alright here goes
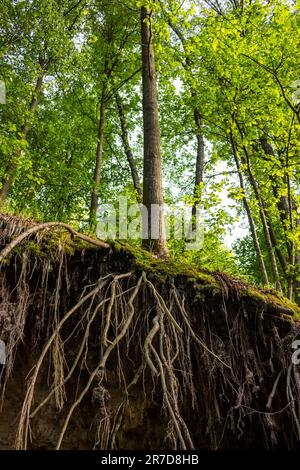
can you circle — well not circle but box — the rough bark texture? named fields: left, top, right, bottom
left=192, top=108, right=205, bottom=226
left=141, top=7, right=168, bottom=255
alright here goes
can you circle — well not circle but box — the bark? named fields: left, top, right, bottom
left=265, top=215, right=287, bottom=274
left=141, top=7, right=168, bottom=255
left=0, top=74, right=44, bottom=201
left=192, top=108, right=205, bottom=226
left=115, top=93, right=142, bottom=202
left=89, top=81, right=107, bottom=229
left=288, top=176, right=300, bottom=303
left=230, top=134, right=269, bottom=285
left=260, top=136, right=289, bottom=225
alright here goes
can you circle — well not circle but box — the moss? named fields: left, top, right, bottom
left=58, top=238, right=300, bottom=319
left=25, top=241, right=46, bottom=258
left=10, top=229, right=78, bottom=263
left=245, top=287, right=266, bottom=303
left=114, top=242, right=292, bottom=311
left=109, top=240, right=218, bottom=286
left=243, top=286, right=300, bottom=319
left=125, top=244, right=300, bottom=318
left=281, top=313, right=295, bottom=324
left=1, top=211, right=299, bottom=320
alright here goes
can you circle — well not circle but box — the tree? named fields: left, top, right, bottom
left=115, top=93, right=142, bottom=202
left=140, top=6, right=167, bottom=255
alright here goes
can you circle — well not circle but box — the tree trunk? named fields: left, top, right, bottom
left=243, top=146, right=282, bottom=293
left=115, top=93, right=142, bottom=202
left=259, top=134, right=300, bottom=300
left=0, top=73, right=44, bottom=201
left=89, top=82, right=107, bottom=229
left=192, top=108, right=205, bottom=227
left=140, top=7, right=167, bottom=255
left=234, top=121, right=283, bottom=292
left=259, top=135, right=289, bottom=265
left=230, top=134, right=269, bottom=285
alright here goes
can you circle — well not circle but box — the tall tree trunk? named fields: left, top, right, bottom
left=115, top=93, right=142, bottom=202
left=89, top=81, right=107, bottom=229
left=288, top=175, right=300, bottom=302
left=0, top=73, right=44, bottom=201
left=256, top=140, right=288, bottom=274
left=141, top=7, right=167, bottom=255
left=192, top=108, right=205, bottom=227
left=230, top=134, right=269, bottom=285
left=259, top=135, right=290, bottom=262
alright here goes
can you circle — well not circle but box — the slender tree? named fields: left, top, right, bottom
left=230, top=132, right=269, bottom=285
left=89, top=74, right=107, bottom=228
left=115, top=93, right=142, bottom=202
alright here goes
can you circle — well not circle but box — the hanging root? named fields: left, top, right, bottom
left=0, top=221, right=109, bottom=265
left=13, top=268, right=204, bottom=450
left=15, top=274, right=115, bottom=449
left=55, top=273, right=142, bottom=450
left=0, top=218, right=299, bottom=450
left=10, top=264, right=300, bottom=450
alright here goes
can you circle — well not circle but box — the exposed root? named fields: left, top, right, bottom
left=172, top=285, right=231, bottom=370
left=15, top=276, right=113, bottom=450
left=0, top=221, right=109, bottom=264
left=0, top=218, right=299, bottom=450
left=14, top=269, right=205, bottom=450
left=55, top=273, right=143, bottom=450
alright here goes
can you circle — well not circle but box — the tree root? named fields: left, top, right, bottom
left=0, top=221, right=109, bottom=264
left=0, top=237, right=297, bottom=450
